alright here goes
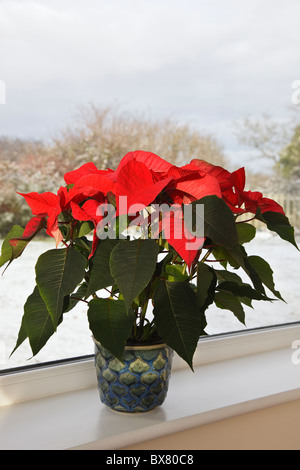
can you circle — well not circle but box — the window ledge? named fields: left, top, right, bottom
left=0, top=325, right=300, bottom=450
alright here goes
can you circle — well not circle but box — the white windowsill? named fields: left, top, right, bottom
left=0, top=324, right=300, bottom=450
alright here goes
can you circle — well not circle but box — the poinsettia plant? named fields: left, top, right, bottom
left=0, top=151, right=298, bottom=369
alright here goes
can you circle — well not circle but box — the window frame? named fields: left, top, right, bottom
left=1, top=322, right=299, bottom=407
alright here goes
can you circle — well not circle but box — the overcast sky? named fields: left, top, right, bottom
left=0, top=0, right=299, bottom=169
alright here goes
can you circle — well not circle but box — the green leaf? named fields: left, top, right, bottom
left=256, top=210, right=299, bottom=250
left=239, top=296, right=253, bottom=308
left=197, top=263, right=217, bottom=312
left=217, top=281, right=273, bottom=301
left=212, top=245, right=239, bottom=269
left=247, top=255, right=284, bottom=301
left=73, top=221, right=94, bottom=239
left=110, top=239, right=159, bottom=311
left=153, top=280, right=204, bottom=370
left=73, top=237, right=92, bottom=257
left=87, top=298, right=135, bottom=361
left=214, top=291, right=246, bottom=325
left=11, top=286, right=56, bottom=357
left=212, top=243, right=266, bottom=295
left=225, top=245, right=266, bottom=295
left=215, top=270, right=244, bottom=284
left=155, top=252, right=173, bottom=277
left=0, top=225, right=25, bottom=268
left=236, top=223, right=256, bottom=244
left=63, top=282, right=89, bottom=313
left=86, top=239, right=121, bottom=297
left=186, top=195, right=239, bottom=249
left=215, top=270, right=254, bottom=308
left=164, top=264, right=189, bottom=282
left=35, top=248, right=87, bottom=329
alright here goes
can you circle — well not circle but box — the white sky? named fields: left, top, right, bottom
left=0, top=0, right=300, bottom=168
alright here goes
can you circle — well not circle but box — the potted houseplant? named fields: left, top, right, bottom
left=0, top=150, right=298, bottom=413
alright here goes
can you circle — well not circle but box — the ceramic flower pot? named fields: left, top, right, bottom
left=93, top=340, right=173, bottom=413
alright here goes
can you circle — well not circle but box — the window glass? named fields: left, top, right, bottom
left=0, top=240, right=94, bottom=371
left=1, top=0, right=300, bottom=371
left=205, top=233, right=300, bottom=335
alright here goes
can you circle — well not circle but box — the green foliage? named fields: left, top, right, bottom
left=88, top=298, right=135, bottom=361
left=153, top=280, right=204, bottom=370
left=196, top=263, right=217, bottom=313
left=1, top=194, right=297, bottom=371
left=11, top=286, right=56, bottom=357
left=0, top=225, right=24, bottom=268
left=255, top=210, right=299, bottom=250
left=86, top=239, right=120, bottom=296
left=186, top=195, right=239, bottom=248
left=110, top=239, right=159, bottom=312
left=35, top=248, right=87, bottom=329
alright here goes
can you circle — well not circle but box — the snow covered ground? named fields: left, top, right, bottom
left=0, top=232, right=300, bottom=371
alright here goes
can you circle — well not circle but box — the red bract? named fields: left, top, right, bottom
left=68, top=171, right=116, bottom=202
left=161, top=208, right=204, bottom=268
left=17, top=191, right=59, bottom=216
left=70, top=199, right=102, bottom=224
left=9, top=216, right=46, bottom=247
left=16, top=150, right=286, bottom=267
left=64, top=162, right=115, bottom=185
left=242, top=191, right=285, bottom=215
left=70, top=198, right=107, bottom=257
left=120, top=152, right=223, bottom=205
left=17, top=187, right=70, bottom=245
left=167, top=169, right=222, bottom=204
left=190, top=159, right=285, bottom=216
left=115, top=159, right=172, bottom=215
left=116, top=150, right=173, bottom=175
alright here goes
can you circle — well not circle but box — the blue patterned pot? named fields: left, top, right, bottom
left=94, top=340, right=173, bottom=413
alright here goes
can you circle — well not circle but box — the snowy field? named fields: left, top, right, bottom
left=0, top=232, right=300, bottom=371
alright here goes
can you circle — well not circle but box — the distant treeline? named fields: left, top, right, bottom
left=0, top=104, right=226, bottom=236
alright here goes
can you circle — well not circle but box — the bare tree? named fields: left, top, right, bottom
left=235, top=113, right=300, bottom=194
left=235, top=114, right=292, bottom=164
left=0, top=104, right=227, bottom=235
left=50, top=104, right=227, bottom=171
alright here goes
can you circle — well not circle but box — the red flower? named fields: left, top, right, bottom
left=16, top=151, right=286, bottom=267
left=242, top=191, right=285, bottom=215
left=190, top=159, right=285, bottom=216
left=115, top=158, right=172, bottom=215
left=68, top=170, right=116, bottom=203
left=160, top=207, right=204, bottom=268
left=64, top=162, right=115, bottom=185
left=116, top=150, right=173, bottom=175
left=17, top=187, right=70, bottom=246
left=9, top=216, right=46, bottom=248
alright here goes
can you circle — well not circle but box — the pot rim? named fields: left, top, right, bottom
left=92, top=336, right=169, bottom=351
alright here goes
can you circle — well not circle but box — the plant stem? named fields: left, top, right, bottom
left=200, top=248, right=213, bottom=263
left=71, top=296, right=89, bottom=304
left=138, top=299, right=149, bottom=339
left=203, top=258, right=227, bottom=263
left=236, top=217, right=256, bottom=224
